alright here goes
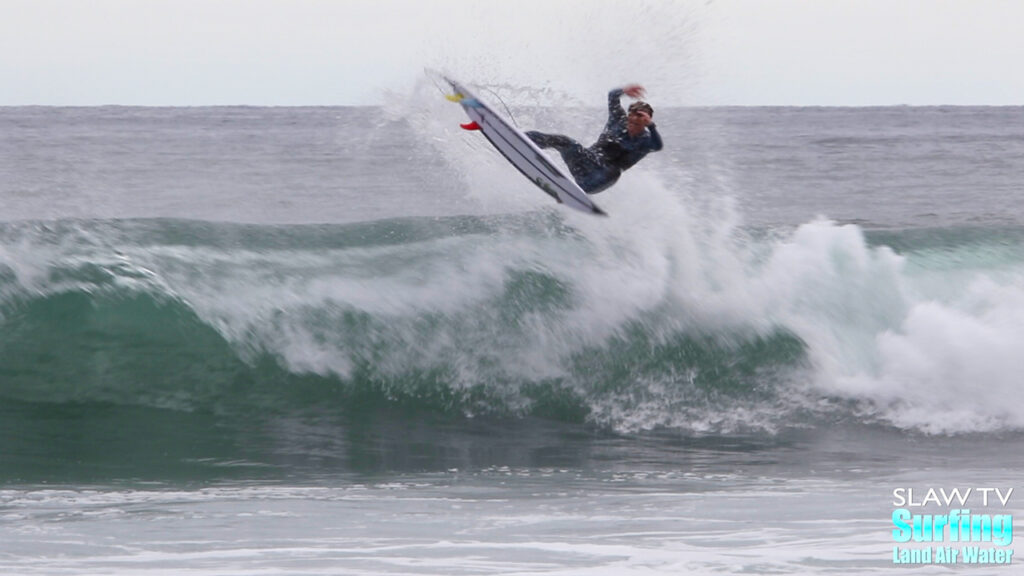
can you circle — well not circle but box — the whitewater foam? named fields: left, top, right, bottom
left=842, top=275, right=1024, bottom=433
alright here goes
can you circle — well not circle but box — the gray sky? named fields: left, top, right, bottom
left=3, top=0, right=1022, bottom=106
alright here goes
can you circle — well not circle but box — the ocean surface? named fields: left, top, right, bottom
left=2, top=96, right=1024, bottom=574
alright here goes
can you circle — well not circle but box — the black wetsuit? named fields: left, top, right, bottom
left=526, top=88, right=663, bottom=194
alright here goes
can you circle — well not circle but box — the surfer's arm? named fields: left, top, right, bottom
left=608, top=84, right=646, bottom=122
left=607, top=88, right=627, bottom=123
left=647, top=123, right=663, bottom=151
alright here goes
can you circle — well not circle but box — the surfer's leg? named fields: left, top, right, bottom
left=527, top=131, right=591, bottom=179
left=570, top=164, right=620, bottom=193
left=576, top=169, right=620, bottom=194
left=563, top=149, right=620, bottom=194
left=525, top=131, right=578, bottom=151
left=527, top=132, right=618, bottom=193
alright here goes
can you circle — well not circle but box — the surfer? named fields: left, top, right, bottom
left=526, top=84, right=662, bottom=194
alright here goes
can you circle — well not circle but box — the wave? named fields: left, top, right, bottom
left=2, top=214, right=1023, bottom=436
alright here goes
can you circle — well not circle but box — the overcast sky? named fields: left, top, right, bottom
left=3, top=0, right=1022, bottom=106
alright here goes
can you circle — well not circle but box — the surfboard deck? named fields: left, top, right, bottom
left=445, top=77, right=607, bottom=216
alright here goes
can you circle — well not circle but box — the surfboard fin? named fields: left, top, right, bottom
left=460, top=122, right=481, bottom=131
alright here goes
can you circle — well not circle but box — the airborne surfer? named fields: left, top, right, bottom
left=526, top=84, right=663, bottom=194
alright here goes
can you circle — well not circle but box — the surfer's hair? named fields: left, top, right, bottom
left=628, top=101, right=653, bottom=117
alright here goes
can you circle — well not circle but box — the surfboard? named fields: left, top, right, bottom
left=445, top=77, right=607, bottom=216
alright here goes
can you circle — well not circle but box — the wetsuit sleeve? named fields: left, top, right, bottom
left=647, top=123, right=663, bottom=151
left=607, top=88, right=627, bottom=125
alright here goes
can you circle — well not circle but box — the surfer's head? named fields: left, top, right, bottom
left=628, top=101, right=653, bottom=118
left=626, top=101, right=654, bottom=136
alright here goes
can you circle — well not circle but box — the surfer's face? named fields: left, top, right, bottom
left=627, top=109, right=651, bottom=135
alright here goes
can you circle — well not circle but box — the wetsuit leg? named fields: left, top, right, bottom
left=525, top=131, right=578, bottom=151
left=575, top=167, right=620, bottom=194
left=526, top=131, right=617, bottom=193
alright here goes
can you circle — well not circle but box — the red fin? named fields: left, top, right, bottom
left=460, top=121, right=481, bottom=131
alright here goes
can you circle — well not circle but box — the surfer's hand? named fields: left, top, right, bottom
left=623, top=84, right=646, bottom=99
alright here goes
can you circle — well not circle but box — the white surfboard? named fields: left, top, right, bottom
left=445, top=78, right=607, bottom=216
